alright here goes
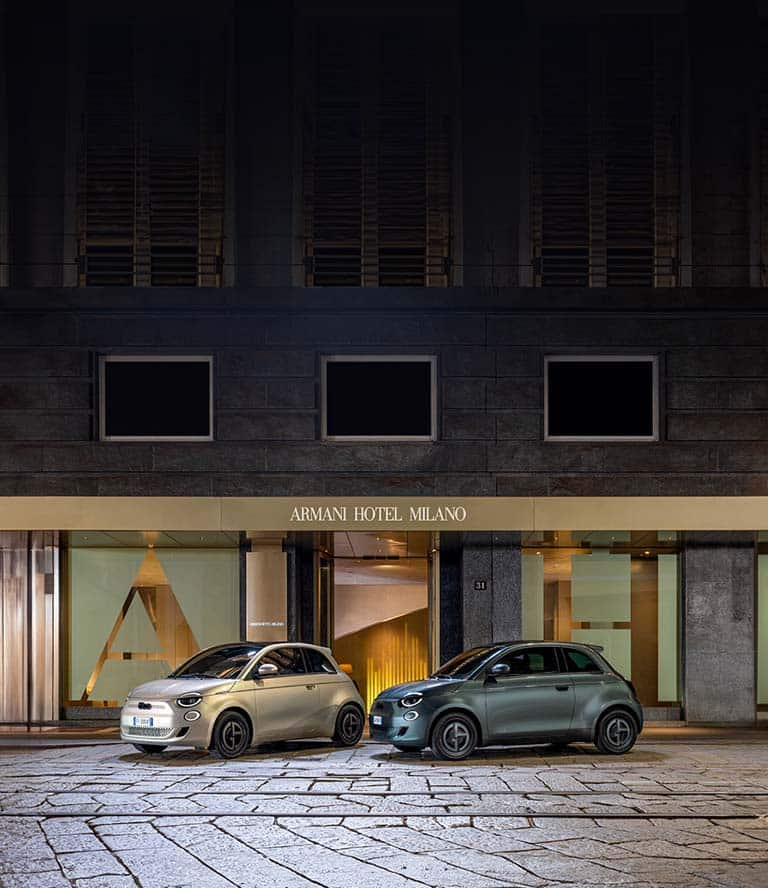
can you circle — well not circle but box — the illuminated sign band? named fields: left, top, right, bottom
left=289, top=504, right=468, bottom=523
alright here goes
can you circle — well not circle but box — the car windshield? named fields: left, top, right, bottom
left=169, top=644, right=266, bottom=680
left=431, top=646, right=498, bottom=679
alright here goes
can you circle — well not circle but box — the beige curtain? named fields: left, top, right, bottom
left=0, top=532, right=59, bottom=723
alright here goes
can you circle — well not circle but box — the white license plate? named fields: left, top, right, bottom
left=371, top=715, right=383, bottom=726
left=133, top=716, right=154, bottom=728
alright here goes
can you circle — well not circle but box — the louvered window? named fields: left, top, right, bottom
left=532, top=15, right=682, bottom=287
left=760, top=21, right=768, bottom=286
left=76, top=9, right=225, bottom=287
left=301, top=16, right=454, bottom=287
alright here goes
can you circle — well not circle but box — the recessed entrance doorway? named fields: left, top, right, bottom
left=330, top=531, right=435, bottom=710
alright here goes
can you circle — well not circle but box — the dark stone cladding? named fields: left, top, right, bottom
left=3, top=285, right=768, bottom=497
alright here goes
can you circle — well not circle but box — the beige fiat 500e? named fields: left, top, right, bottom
left=120, top=642, right=365, bottom=758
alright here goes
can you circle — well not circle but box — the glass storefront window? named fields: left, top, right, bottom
left=756, top=533, right=768, bottom=707
left=65, top=533, right=240, bottom=707
left=521, top=531, right=680, bottom=707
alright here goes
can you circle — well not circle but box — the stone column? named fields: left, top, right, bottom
left=284, top=532, right=315, bottom=643
left=683, top=532, right=755, bottom=723
left=461, top=532, right=522, bottom=649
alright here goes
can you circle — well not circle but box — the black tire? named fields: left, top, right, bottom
left=430, top=712, right=478, bottom=761
left=211, top=710, right=251, bottom=759
left=595, top=711, right=638, bottom=755
left=133, top=743, right=167, bottom=754
left=333, top=703, right=364, bottom=746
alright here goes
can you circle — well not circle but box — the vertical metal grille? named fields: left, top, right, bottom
left=760, top=21, right=768, bottom=287
left=77, top=7, right=225, bottom=287
left=532, top=15, right=681, bottom=288
left=303, top=17, right=453, bottom=287
left=78, top=20, right=136, bottom=286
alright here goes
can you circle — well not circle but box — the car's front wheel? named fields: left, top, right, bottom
left=333, top=704, right=364, bottom=746
left=595, top=711, right=638, bottom=755
left=133, top=743, right=167, bottom=754
left=431, top=712, right=478, bottom=761
left=211, top=711, right=251, bottom=759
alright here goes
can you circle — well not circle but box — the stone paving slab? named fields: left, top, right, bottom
left=3, top=739, right=768, bottom=886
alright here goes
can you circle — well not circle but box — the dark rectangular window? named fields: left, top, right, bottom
left=323, top=357, right=436, bottom=440
left=100, top=357, right=213, bottom=441
left=545, top=356, right=657, bottom=441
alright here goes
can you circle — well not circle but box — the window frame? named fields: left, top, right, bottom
left=99, top=354, right=214, bottom=443
left=494, top=645, right=562, bottom=677
left=559, top=646, right=605, bottom=675
left=544, top=354, right=659, bottom=442
left=320, top=354, right=438, bottom=442
left=303, top=647, right=337, bottom=675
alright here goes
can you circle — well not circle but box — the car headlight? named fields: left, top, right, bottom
left=399, top=693, right=422, bottom=708
left=176, top=694, right=202, bottom=708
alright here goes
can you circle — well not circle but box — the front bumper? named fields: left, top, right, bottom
left=120, top=698, right=210, bottom=747
left=368, top=699, right=428, bottom=748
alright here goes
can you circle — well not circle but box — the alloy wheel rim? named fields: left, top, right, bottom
left=605, top=716, right=632, bottom=749
left=341, top=709, right=361, bottom=741
left=443, top=720, right=472, bottom=755
left=222, top=719, right=245, bottom=752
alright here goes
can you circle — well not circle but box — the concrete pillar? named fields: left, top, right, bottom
left=438, top=533, right=462, bottom=666
left=461, top=532, right=522, bottom=649
left=285, top=532, right=315, bottom=643
left=683, top=532, right=755, bottom=723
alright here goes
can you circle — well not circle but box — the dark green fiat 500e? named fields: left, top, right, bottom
left=369, top=641, right=643, bottom=760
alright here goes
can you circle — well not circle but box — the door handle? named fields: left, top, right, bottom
left=305, top=684, right=316, bottom=690
left=555, top=685, right=570, bottom=692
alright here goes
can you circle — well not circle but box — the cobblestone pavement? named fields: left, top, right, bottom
left=3, top=737, right=768, bottom=887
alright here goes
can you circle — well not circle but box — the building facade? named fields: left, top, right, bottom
left=0, top=0, right=767, bottom=725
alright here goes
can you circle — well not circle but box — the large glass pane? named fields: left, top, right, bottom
left=332, top=531, right=430, bottom=710
left=522, top=530, right=680, bottom=707
left=66, top=538, right=239, bottom=707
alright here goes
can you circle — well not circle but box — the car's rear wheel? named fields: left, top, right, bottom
left=595, top=711, right=637, bottom=755
left=431, top=713, right=478, bottom=761
left=211, top=711, right=251, bottom=759
left=133, top=743, right=167, bottom=754
left=333, top=704, right=364, bottom=746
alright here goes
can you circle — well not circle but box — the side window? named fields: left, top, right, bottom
left=499, top=647, right=559, bottom=675
left=304, top=649, right=337, bottom=675
left=258, top=647, right=307, bottom=675
left=562, top=648, right=602, bottom=673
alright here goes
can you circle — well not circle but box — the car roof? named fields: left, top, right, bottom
left=487, top=640, right=605, bottom=652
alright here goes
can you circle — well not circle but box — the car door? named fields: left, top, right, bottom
left=560, top=646, right=608, bottom=735
left=249, top=646, right=319, bottom=742
left=484, top=646, right=575, bottom=742
left=303, top=647, right=347, bottom=736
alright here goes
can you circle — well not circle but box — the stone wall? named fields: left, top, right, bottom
left=1, top=289, right=768, bottom=497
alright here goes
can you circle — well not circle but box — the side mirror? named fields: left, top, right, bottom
left=490, top=662, right=511, bottom=676
left=257, top=662, right=279, bottom=677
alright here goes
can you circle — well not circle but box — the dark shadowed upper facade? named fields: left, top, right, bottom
left=0, top=0, right=766, bottom=729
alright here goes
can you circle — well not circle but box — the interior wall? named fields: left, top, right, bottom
left=334, top=583, right=427, bottom=639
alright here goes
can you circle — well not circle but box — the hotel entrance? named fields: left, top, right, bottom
left=323, top=532, right=437, bottom=710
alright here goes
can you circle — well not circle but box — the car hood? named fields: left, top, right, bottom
left=375, top=678, right=459, bottom=701
left=126, top=677, right=234, bottom=700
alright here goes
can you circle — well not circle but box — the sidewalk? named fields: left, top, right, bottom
left=2, top=722, right=768, bottom=747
